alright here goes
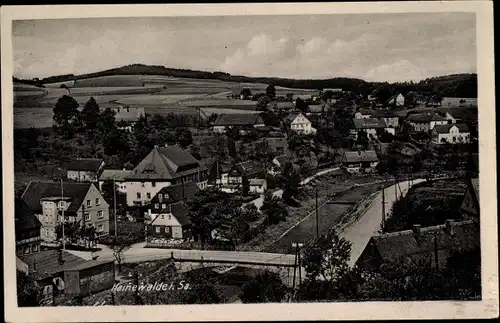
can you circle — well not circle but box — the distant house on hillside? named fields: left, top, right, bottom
left=228, top=161, right=264, bottom=186
left=124, top=145, right=208, bottom=206
left=372, top=110, right=400, bottom=128
left=98, top=169, right=131, bottom=194
left=110, top=106, right=145, bottom=131
left=406, top=113, right=448, bottom=132
left=341, top=150, right=379, bottom=173
left=21, top=182, right=110, bottom=244
left=432, top=124, right=470, bottom=144
left=67, top=158, right=105, bottom=182
left=284, top=112, right=316, bottom=135
left=212, top=114, right=265, bottom=133
left=355, top=220, right=479, bottom=273
left=460, top=177, right=479, bottom=219
left=386, top=93, right=405, bottom=107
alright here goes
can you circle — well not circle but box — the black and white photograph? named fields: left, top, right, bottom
left=2, top=2, right=497, bottom=322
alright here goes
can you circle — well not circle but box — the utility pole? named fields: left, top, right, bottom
left=381, top=181, right=386, bottom=231
left=60, top=178, right=65, bottom=250
left=113, top=174, right=117, bottom=236
left=291, top=242, right=303, bottom=300
left=433, top=232, right=439, bottom=270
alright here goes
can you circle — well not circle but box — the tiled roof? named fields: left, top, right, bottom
left=407, top=112, right=446, bottom=123
left=353, top=118, right=387, bottom=129
left=343, top=150, right=379, bottom=163
left=19, top=250, right=88, bottom=280
left=368, top=220, right=479, bottom=265
left=357, top=108, right=375, bottom=116
left=371, top=110, right=398, bottom=118
left=308, top=105, right=324, bottom=113
left=433, top=123, right=470, bottom=134
left=213, top=114, right=264, bottom=126
left=150, top=181, right=200, bottom=204
left=275, top=102, right=294, bottom=110
left=98, top=169, right=131, bottom=181
left=150, top=201, right=191, bottom=226
left=66, top=158, right=103, bottom=172
left=274, top=155, right=290, bottom=166
left=15, top=197, right=41, bottom=233
left=126, top=146, right=205, bottom=180
left=64, top=259, right=114, bottom=271
left=231, top=161, right=264, bottom=178
left=21, top=181, right=92, bottom=214
left=249, top=178, right=266, bottom=185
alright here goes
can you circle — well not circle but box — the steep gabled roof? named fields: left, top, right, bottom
left=231, top=161, right=264, bottom=178
left=353, top=118, right=387, bottom=129
left=19, top=250, right=88, bottom=280
left=213, top=114, right=264, bottom=126
left=150, top=201, right=191, bottom=227
left=66, top=158, right=103, bottom=172
left=15, top=197, right=41, bottom=233
left=21, top=181, right=93, bottom=214
left=150, top=181, right=200, bottom=205
left=343, top=150, right=379, bottom=163
left=126, top=146, right=205, bottom=180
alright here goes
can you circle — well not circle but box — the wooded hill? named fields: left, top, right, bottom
left=14, top=64, right=477, bottom=98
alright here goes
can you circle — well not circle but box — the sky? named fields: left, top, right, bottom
left=12, top=13, right=476, bottom=82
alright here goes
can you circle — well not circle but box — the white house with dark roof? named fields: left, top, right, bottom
left=432, top=124, right=470, bottom=144
left=109, top=106, right=145, bottom=132
left=351, top=118, right=389, bottom=140
left=285, top=112, right=316, bottom=135
left=386, top=93, right=405, bottom=107
left=98, top=169, right=131, bottom=194
left=341, top=150, right=379, bottom=173
left=406, top=112, right=448, bottom=132
left=125, top=145, right=208, bottom=206
left=146, top=202, right=192, bottom=241
left=21, top=182, right=109, bottom=244
left=66, top=158, right=105, bottom=182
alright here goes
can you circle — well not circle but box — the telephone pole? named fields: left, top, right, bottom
left=381, top=181, right=386, bottom=231
left=291, top=242, right=303, bottom=300
left=60, top=178, right=65, bottom=250
left=113, top=174, right=117, bottom=236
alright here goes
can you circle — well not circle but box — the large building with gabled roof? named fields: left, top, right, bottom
left=125, top=145, right=208, bottom=206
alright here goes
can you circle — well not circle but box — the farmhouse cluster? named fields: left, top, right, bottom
left=14, top=71, right=480, bottom=304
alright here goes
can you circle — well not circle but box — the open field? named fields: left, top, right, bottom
left=115, top=94, right=201, bottom=105
left=44, top=80, right=76, bottom=88
left=73, top=75, right=144, bottom=87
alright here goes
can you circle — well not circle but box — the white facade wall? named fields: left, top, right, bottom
left=433, top=127, right=471, bottom=144
left=67, top=170, right=98, bottom=182
left=126, top=181, right=172, bottom=206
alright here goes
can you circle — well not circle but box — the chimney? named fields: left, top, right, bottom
left=445, top=219, right=455, bottom=235
left=412, top=224, right=422, bottom=237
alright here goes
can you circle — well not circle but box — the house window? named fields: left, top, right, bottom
left=95, top=198, right=100, bottom=206
left=32, top=244, right=38, bottom=252
left=165, top=227, right=170, bottom=233
left=158, top=193, right=163, bottom=199
left=85, top=213, right=91, bottom=221
left=162, top=203, right=166, bottom=209
left=86, top=200, right=91, bottom=207
left=137, top=192, right=141, bottom=199
left=97, top=211, right=103, bottom=218
left=97, top=224, right=104, bottom=232
left=141, top=182, right=145, bottom=187
left=155, top=203, right=159, bottom=209
left=168, top=215, right=171, bottom=220
left=147, top=193, right=151, bottom=199
left=23, top=246, right=30, bottom=254
left=152, top=182, right=156, bottom=187
left=155, top=227, right=160, bottom=233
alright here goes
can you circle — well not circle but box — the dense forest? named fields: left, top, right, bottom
left=14, top=64, right=477, bottom=98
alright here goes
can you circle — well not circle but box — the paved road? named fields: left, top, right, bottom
left=341, top=178, right=426, bottom=267
left=245, top=167, right=340, bottom=210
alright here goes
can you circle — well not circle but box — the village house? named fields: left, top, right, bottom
left=372, top=110, right=400, bottom=128
left=460, top=177, right=479, bottom=219
left=145, top=181, right=200, bottom=223
left=21, top=182, right=110, bottom=245
left=98, top=169, right=131, bottom=194
left=351, top=118, right=390, bottom=140
left=249, top=178, right=267, bottom=194
left=125, top=145, right=208, bottom=206
left=18, top=249, right=115, bottom=303
left=66, top=158, right=105, bottom=182
left=15, top=197, right=42, bottom=256
left=109, top=106, right=145, bottom=132
left=354, top=108, right=375, bottom=119
left=386, top=93, right=405, bottom=107
left=212, top=114, right=265, bottom=133
left=206, top=160, right=233, bottom=186
left=406, top=112, right=448, bottom=132
left=285, top=112, right=316, bottom=135
left=145, top=201, right=192, bottom=241
left=432, top=124, right=471, bottom=144
left=355, top=220, right=480, bottom=273
left=228, top=161, right=265, bottom=186
left=272, top=155, right=291, bottom=169
left=341, top=150, right=379, bottom=173
left=274, top=101, right=295, bottom=112
left=306, top=104, right=325, bottom=116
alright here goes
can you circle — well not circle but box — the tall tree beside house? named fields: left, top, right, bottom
left=295, top=97, right=309, bottom=114
left=174, top=127, right=193, bottom=148
left=110, top=233, right=135, bottom=273
left=241, top=175, right=250, bottom=197
left=355, top=130, right=369, bottom=150
left=55, top=220, right=83, bottom=246
left=260, top=191, right=288, bottom=226
left=261, top=109, right=281, bottom=127
left=266, top=84, right=276, bottom=99
left=82, top=97, right=101, bottom=131
left=17, top=270, right=42, bottom=307
left=53, top=95, right=81, bottom=139
left=256, top=95, right=271, bottom=111
left=240, top=88, right=252, bottom=99
left=281, top=162, right=302, bottom=202
left=241, top=271, right=289, bottom=303
left=227, top=137, right=238, bottom=160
